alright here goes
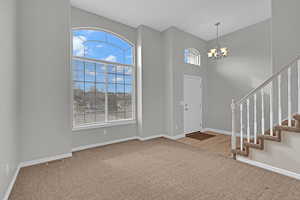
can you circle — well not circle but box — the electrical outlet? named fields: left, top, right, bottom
left=103, top=129, right=107, bottom=135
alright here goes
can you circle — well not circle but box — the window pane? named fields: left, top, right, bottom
left=74, top=114, right=85, bottom=126
left=116, top=112, right=125, bottom=120
left=116, top=100, right=125, bottom=112
left=107, top=65, right=116, bottom=73
left=124, top=66, right=132, bottom=76
left=96, top=83, right=105, bottom=123
left=116, top=66, right=124, bottom=74
left=124, top=75, right=132, bottom=85
left=125, top=98, right=132, bottom=112
left=125, top=112, right=133, bottom=119
left=125, top=49, right=133, bottom=65
left=84, top=83, right=96, bottom=124
left=125, top=85, right=132, bottom=93
left=96, top=111, right=105, bottom=122
left=73, top=60, right=84, bottom=81
left=116, top=84, right=125, bottom=95
left=96, top=83, right=105, bottom=112
left=116, top=75, right=124, bottom=84
left=108, top=83, right=117, bottom=121
left=73, top=29, right=133, bottom=65
left=73, top=82, right=86, bottom=126
left=85, top=111, right=96, bottom=124
left=96, top=63, right=106, bottom=73
left=184, top=48, right=201, bottom=66
left=108, top=83, right=116, bottom=93
left=108, top=73, right=116, bottom=83
left=107, top=33, right=131, bottom=50
left=85, top=62, right=96, bottom=82
left=72, top=29, right=135, bottom=127
left=73, top=82, right=85, bottom=115
left=96, top=73, right=105, bottom=83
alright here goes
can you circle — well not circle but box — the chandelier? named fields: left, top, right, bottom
left=208, top=22, right=228, bottom=59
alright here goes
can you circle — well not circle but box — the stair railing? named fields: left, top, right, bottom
left=231, top=55, right=300, bottom=156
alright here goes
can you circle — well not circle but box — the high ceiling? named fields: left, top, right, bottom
left=71, top=0, right=271, bottom=41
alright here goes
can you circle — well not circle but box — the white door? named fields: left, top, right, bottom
left=184, top=75, right=202, bottom=134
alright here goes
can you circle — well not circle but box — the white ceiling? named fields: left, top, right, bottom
left=71, top=0, right=271, bottom=41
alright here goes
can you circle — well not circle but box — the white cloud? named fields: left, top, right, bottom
left=96, top=44, right=103, bottom=48
left=73, top=36, right=86, bottom=56
left=105, top=55, right=117, bottom=62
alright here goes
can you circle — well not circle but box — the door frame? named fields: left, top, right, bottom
left=183, top=74, right=203, bottom=134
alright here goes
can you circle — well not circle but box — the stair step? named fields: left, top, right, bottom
left=232, top=116, right=299, bottom=159
left=244, top=141, right=264, bottom=150
left=282, top=120, right=296, bottom=126
left=233, top=148, right=249, bottom=157
left=258, top=134, right=281, bottom=142
left=293, top=114, right=300, bottom=121
left=276, top=125, right=300, bottom=133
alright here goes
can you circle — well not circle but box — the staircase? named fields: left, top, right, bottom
left=231, top=56, right=300, bottom=158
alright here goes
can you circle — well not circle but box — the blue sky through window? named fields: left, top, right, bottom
left=73, top=29, right=134, bottom=126
left=73, top=29, right=133, bottom=65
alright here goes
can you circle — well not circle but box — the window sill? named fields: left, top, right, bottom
left=72, top=120, right=136, bottom=132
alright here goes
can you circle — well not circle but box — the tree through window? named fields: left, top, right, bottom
left=72, top=29, right=135, bottom=128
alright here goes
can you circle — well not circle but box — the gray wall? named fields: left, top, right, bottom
left=0, top=0, right=19, bottom=198
left=272, top=0, right=300, bottom=73
left=270, top=0, right=300, bottom=125
left=163, top=27, right=208, bottom=136
left=71, top=7, right=138, bottom=148
left=137, top=26, right=165, bottom=138
left=207, top=20, right=272, bottom=131
left=18, top=0, right=72, bottom=161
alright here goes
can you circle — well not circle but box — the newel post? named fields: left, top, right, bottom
left=231, top=99, right=237, bottom=159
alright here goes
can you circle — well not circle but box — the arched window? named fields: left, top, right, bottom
left=184, top=48, right=201, bottom=66
left=72, top=28, right=135, bottom=129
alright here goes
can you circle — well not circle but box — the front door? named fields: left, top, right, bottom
left=184, top=75, right=202, bottom=134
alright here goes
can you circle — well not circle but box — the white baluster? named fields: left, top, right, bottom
left=254, top=94, right=257, bottom=144
left=278, top=75, right=282, bottom=125
left=298, top=60, right=300, bottom=114
left=270, top=82, right=274, bottom=136
left=261, top=88, right=265, bottom=135
left=231, top=99, right=237, bottom=152
left=247, top=99, right=250, bottom=142
left=240, top=103, right=243, bottom=150
left=288, top=67, right=292, bottom=127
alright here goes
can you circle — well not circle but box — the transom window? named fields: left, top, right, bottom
left=72, top=28, right=135, bottom=129
left=184, top=48, right=201, bottom=66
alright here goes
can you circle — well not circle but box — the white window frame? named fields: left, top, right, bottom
left=184, top=48, right=201, bottom=66
left=71, top=27, right=136, bottom=131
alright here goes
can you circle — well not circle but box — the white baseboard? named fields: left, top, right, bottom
left=72, top=134, right=186, bottom=152
left=138, top=135, right=164, bottom=141
left=20, top=153, right=72, bottom=168
left=164, top=134, right=186, bottom=140
left=3, top=164, right=21, bottom=200
left=72, top=136, right=138, bottom=152
left=203, top=128, right=232, bottom=135
left=237, top=156, right=300, bottom=181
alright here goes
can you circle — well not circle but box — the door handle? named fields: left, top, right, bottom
left=184, top=104, right=189, bottom=111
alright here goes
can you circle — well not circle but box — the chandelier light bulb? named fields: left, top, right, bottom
left=208, top=22, right=229, bottom=59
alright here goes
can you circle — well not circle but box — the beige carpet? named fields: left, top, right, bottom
left=178, top=131, right=232, bottom=157
left=10, top=138, right=300, bottom=200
